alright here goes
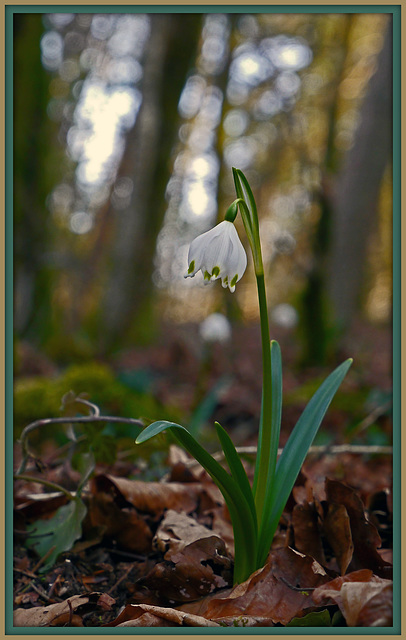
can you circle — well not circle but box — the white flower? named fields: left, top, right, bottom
left=184, top=221, right=247, bottom=293
left=199, top=313, right=232, bottom=343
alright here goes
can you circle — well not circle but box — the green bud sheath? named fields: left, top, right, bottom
left=225, top=199, right=242, bottom=222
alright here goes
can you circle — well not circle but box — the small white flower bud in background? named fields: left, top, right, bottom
left=271, top=303, right=298, bottom=329
left=199, top=312, right=232, bottom=343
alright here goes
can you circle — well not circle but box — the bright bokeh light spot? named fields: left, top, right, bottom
left=275, top=71, right=301, bottom=97
left=40, top=31, right=64, bottom=70
left=107, top=14, right=150, bottom=57
left=240, top=56, right=260, bottom=76
left=254, top=90, right=282, bottom=119
left=278, top=46, right=302, bottom=68
left=72, top=83, right=140, bottom=185
left=47, top=13, right=74, bottom=29
left=223, top=109, right=249, bottom=137
left=186, top=183, right=209, bottom=216
left=223, top=137, right=256, bottom=169
left=231, top=51, right=272, bottom=86
left=69, top=211, right=94, bottom=234
left=190, top=156, right=212, bottom=179
left=106, top=57, right=143, bottom=84
left=178, top=75, right=206, bottom=119
left=265, top=37, right=312, bottom=71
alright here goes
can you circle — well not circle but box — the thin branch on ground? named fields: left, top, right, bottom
left=187, top=443, right=393, bottom=470
left=17, top=415, right=145, bottom=474
left=13, top=474, right=75, bottom=500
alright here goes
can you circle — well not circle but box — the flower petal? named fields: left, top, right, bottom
left=184, top=220, right=247, bottom=290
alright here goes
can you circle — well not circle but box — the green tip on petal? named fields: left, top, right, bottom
left=188, top=260, right=195, bottom=274
left=230, top=274, right=238, bottom=287
left=204, top=270, right=211, bottom=281
left=212, top=266, right=220, bottom=278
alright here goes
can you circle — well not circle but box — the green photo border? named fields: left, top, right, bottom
left=3, top=3, right=402, bottom=638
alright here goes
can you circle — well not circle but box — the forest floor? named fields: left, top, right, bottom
left=12, top=319, right=394, bottom=628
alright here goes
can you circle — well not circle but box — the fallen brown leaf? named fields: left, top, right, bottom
left=139, top=510, right=232, bottom=602
left=325, top=479, right=391, bottom=578
left=323, top=502, right=354, bottom=574
left=87, top=491, right=153, bottom=553
left=312, top=569, right=393, bottom=626
left=14, top=491, right=69, bottom=520
left=105, top=603, right=220, bottom=627
left=91, top=474, right=220, bottom=515
left=181, top=547, right=331, bottom=626
left=291, top=501, right=326, bottom=566
left=13, top=592, right=114, bottom=627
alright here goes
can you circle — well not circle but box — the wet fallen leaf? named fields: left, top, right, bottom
left=325, top=479, right=391, bottom=578
left=139, top=510, right=232, bottom=602
left=87, top=490, right=153, bottom=553
left=105, top=603, right=220, bottom=627
left=13, top=592, right=114, bottom=627
left=181, top=547, right=331, bottom=626
left=291, top=501, right=326, bottom=566
left=14, top=492, right=69, bottom=520
left=323, top=502, right=354, bottom=574
left=91, top=474, right=220, bottom=515
left=312, top=569, right=393, bottom=626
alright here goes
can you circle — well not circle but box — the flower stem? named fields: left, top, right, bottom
left=253, top=272, right=273, bottom=526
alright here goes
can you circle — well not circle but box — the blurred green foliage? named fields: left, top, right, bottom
left=14, top=361, right=182, bottom=439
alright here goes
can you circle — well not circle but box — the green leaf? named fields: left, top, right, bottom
left=136, top=420, right=258, bottom=583
left=233, top=168, right=259, bottom=234
left=232, top=168, right=256, bottom=248
left=25, top=496, right=87, bottom=572
left=214, top=421, right=257, bottom=527
left=257, top=358, right=352, bottom=565
left=286, top=609, right=333, bottom=627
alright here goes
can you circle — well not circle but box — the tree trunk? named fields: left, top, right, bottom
left=327, top=20, right=393, bottom=331
left=101, top=14, right=202, bottom=349
left=13, top=14, right=61, bottom=342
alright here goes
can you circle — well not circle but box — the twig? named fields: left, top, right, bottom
left=26, top=580, right=52, bottom=602
left=107, top=563, right=135, bottom=595
left=13, top=567, right=37, bottom=579
left=73, top=398, right=101, bottom=417
left=13, top=474, right=74, bottom=501
left=351, top=400, right=392, bottom=436
left=31, top=545, right=57, bottom=574
left=17, top=415, right=144, bottom=474
left=186, top=443, right=392, bottom=470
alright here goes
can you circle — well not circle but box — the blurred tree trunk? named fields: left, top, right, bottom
left=13, top=14, right=61, bottom=343
left=298, top=15, right=353, bottom=365
left=101, top=14, right=202, bottom=349
left=327, top=20, right=393, bottom=332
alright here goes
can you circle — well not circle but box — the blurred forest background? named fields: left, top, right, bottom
left=13, top=11, right=393, bottom=460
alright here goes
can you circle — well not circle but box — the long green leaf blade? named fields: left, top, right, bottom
left=136, top=421, right=258, bottom=583
left=232, top=170, right=255, bottom=247
left=257, top=358, right=352, bottom=565
left=234, top=168, right=259, bottom=236
left=214, top=421, right=257, bottom=528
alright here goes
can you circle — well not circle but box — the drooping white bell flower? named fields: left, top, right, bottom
left=184, top=220, right=247, bottom=292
